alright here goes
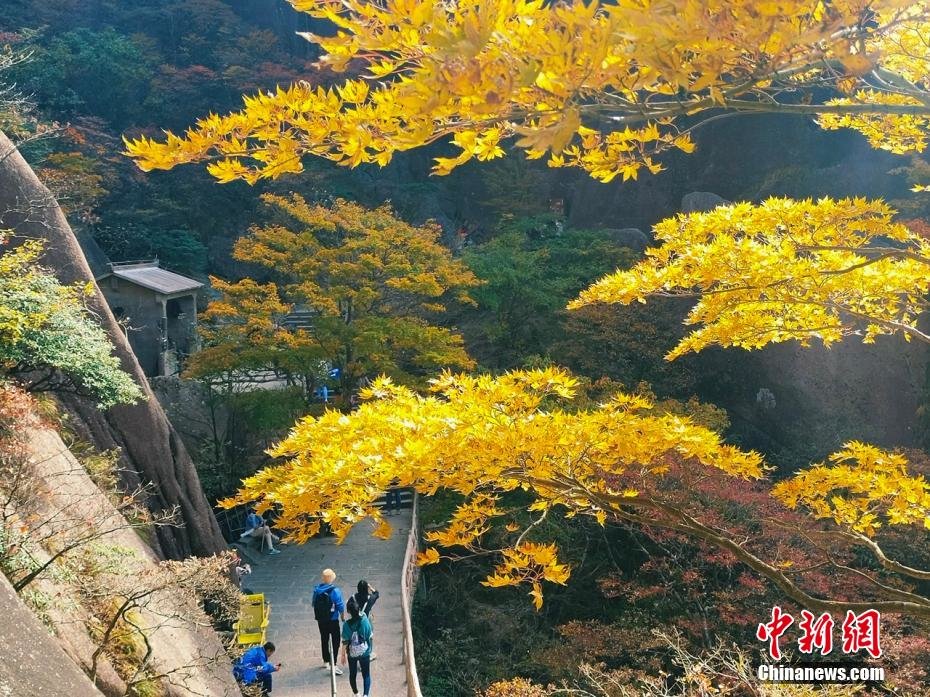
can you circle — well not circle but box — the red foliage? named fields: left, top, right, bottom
left=903, top=218, right=930, bottom=240
left=0, top=382, right=38, bottom=471
left=569, top=457, right=930, bottom=693
left=0, top=381, right=37, bottom=433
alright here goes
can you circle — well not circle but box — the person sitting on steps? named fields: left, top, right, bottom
left=239, top=508, right=282, bottom=554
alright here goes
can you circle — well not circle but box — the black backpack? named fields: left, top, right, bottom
left=313, top=587, right=334, bottom=621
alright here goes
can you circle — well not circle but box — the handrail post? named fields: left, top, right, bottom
left=329, top=658, right=337, bottom=696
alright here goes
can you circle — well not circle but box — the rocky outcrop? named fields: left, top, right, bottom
left=680, top=191, right=729, bottom=213
left=0, top=572, right=106, bottom=697
left=0, top=131, right=226, bottom=559
left=21, top=426, right=239, bottom=697
left=717, top=319, right=927, bottom=455
left=603, top=227, right=650, bottom=253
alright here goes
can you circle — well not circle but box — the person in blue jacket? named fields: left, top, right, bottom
left=233, top=641, right=281, bottom=695
left=312, top=568, right=346, bottom=675
left=239, top=508, right=281, bottom=554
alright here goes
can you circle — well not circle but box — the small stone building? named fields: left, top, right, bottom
left=96, top=261, right=202, bottom=377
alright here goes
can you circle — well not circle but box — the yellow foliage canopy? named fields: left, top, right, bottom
left=571, top=197, right=930, bottom=357
left=0, top=236, right=53, bottom=345
left=224, top=367, right=765, bottom=605
left=224, top=367, right=930, bottom=612
left=186, top=276, right=308, bottom=379
left=774, top=442, right=930, bottom=536
left=126, top=1, right=930, bottom=183
left=237, top=194, right=479, bottom=318
left=187, top=195, right=479, bottom=385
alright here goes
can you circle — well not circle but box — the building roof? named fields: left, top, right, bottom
left=98, top=262, right=203, bottom=295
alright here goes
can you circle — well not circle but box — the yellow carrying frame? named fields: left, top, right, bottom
left=233, top=592, right=270, bottom=647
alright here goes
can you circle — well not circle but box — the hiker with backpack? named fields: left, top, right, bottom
left=353, top=579, right=380, bottom=660
left=339, top=596, right=374, bottom=697
left=312, top=568, right=346, bottom=675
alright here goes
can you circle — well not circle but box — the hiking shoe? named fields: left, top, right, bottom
left=268, top=548, right=281, bottom=555
left=334, top=666, right=344, bottom=676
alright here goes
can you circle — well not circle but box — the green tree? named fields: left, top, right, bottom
left=0, top=235, right=142, bottom=408
left=93, top=225, right=208, bottom=277
left=462, top=219, right=635, bottom=369
left=19, top=28, right=156, bottom=127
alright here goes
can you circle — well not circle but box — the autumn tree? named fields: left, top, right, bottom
left=571, top=197, right=930, bottom=354
left=128, top=0, right=930, bottom=623
left=187, top=193, right=479, bottom=397
left=122, top=0, right=930, bottom=386
left=226, top=369, right=930, bottom=619
left=127, top=1, right=930, bottom=184
left=123, top=0, right=930, bottom=356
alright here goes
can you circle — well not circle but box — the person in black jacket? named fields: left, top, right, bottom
left=354, top=579, right=379, bottom=617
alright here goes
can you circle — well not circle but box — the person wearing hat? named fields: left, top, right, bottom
left=312, top=568, right=346, bottom=675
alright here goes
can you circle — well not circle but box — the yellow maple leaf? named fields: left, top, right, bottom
left=416, top=547, right=441, bottom=566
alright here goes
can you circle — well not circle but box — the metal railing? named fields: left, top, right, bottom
left=400, top=493, right=423, bottom=697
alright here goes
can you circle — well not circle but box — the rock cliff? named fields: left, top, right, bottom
left=0, top=131, right=226, bottom=558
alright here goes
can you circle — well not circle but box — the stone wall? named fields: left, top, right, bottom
left=101, top=278, right=164, bottom=377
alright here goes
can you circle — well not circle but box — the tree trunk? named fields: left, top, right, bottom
left=0, top=131, right=226, bottom=558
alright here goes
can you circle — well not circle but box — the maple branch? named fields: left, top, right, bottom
left=828, top=561, right=930, bottom=606
left=578, top=96, right=930, bottom=127
left=796, top=244, right=930, bottom=267
left=590, top=488, right=930, bottom=617
left=492, top=467, right=930, bottom=616
left=822, top=301, right=930, bottom=344
left=515, top=508, right=549, bottom=548
left=783, top=521, right=930, bottom=605
left=844, top=531, right=930, bottom=581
